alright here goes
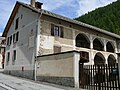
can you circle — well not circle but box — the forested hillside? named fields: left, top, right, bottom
left=75, top=0, right=120, bottom=35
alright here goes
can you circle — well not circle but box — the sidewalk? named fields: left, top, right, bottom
left=0, top=72, right=85, bottom=90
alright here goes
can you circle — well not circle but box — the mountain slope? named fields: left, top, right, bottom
left=75, top=0, right=120, bottom=35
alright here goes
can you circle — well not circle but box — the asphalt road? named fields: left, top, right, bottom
left=0, top=72, right=84, bottom=90
left=0, top=86, right=7, bottom=90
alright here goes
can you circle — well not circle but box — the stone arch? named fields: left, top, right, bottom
left=93, top=38, right=104, bottom=51
left=106, top=41, right=115, bottom=53
left=94, top=52, right=105, bottom=65
left=76, top=33, right=90, bottom=49
left=107, top=54, right=116, bottom=65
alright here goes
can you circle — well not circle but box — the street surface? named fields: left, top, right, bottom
left=0, top=72, right=84, bottom=90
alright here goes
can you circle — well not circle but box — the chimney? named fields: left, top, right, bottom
left=35, top=2, right=43, bottom=9
left=31, top=0, right=36, bottom=7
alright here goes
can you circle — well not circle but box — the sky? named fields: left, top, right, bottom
left=0, top=0, right=117, bottom=36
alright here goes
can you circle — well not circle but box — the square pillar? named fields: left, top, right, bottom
left=116, top=53, right=120, bottom=87
left=73, top=52, right=80, bottom=88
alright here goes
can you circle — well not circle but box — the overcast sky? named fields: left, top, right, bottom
left=0, top=0, right=117, bottom=36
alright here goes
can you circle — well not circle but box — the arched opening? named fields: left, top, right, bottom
left=107, top=55, right=116, bottom=65
left=93, top=38, right=104, bottom=51
left=106, top=42, right=114, bottom=53
left=76, top=33, right=90, bottom=49
left=94, top=53, right=105, bottom=65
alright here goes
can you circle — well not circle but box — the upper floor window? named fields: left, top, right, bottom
left=16, top=32, right=19, bottom=41
left=51, top=24, right=63, bottom=38
left=7, top=35, right=12, bottom=46
left=6, top=52, right=10, bottom=66
left=10, top=35, right=12, bottom=45
left=7, top=32, right=19, bottom=46
left=13, top=34, right=16, bottom=43
left=12, top=50, right=16, bottom=65
left=15, top=18, right=19, bottom=30
left=7, top=37, right=9, bottom=46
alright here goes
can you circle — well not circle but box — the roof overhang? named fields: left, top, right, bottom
left=2, top=1, right=120, bottom=40
left=2, top=2, right=21, bottom=37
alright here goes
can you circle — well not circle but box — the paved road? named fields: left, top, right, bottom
left=0, top=73, right=84, bottom=90
left=0, top=86, right=7, bottom=90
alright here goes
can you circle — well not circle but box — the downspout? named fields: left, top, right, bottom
left=34, top=10, right=43, bottom=81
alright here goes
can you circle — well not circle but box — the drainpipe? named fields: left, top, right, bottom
left=34, top=10, right=43, bottom=81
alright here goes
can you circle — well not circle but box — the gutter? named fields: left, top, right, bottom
left=34, top=10, right=43, bottom=81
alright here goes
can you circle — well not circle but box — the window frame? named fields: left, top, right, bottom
left=51, top=24, right=63, bottom=38
left=15, top=18, right=19, bottom=30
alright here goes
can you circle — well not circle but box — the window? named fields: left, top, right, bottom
left=21, top=14, right=23, bottom=19
left=54, top=26, right=59, bottom=36
left=15, top=18, right=19, bottom=30
left=7, top=37, right=9, bottom=45
left=12, top=50, right=16, bottom=65
left=6, top=52, right=10, bottom=65
left=10, top=35, right=12, bottom=45
left=7, top=36, right=12, bottom=46
left=54, top=46, right=61, bottom=53
left=13, top=34, right=16, bottom=43
left=16, top=32, right=19, bottom=41
left=51, top=24, right=63, bottom=38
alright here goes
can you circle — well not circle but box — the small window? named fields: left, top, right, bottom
left=13, top=34, right=16, bottom=43
left=12, top=50, right=16, bottom=65
left=6, top=52, right=10, bottom=66
left=21, top=14, right=23, bottom=19
left=10, top=35, right=12, bottom=45
left=54, top=46, right=61, bottom=53
left=16, top=32, right=19, bottom=42
left=54, top=26, right=59, bottom=36
left=7, top=37, right=9, bottom=45
left=15, top=18, right=19, bottom=30
left=51, top=24, right=63, bottom=38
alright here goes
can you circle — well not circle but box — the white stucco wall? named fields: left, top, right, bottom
left=4, top=6, right=39, bottom=71
left=36, top=52, right=74, bottom=77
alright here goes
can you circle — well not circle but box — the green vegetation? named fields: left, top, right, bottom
left=75, top=0, right=120, bottom=35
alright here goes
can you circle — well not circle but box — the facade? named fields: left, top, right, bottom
left=2, top=0, right=120, bottom=88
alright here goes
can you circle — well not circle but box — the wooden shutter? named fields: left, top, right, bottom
left=60, top=26, right=64, bottom=38
left=16, top=32, right=19, bottom=41
left=51, top=24, right=54, bottom=36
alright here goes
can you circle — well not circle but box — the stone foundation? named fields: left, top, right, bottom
left=37, top=76, right=74, bottom=87
left=4, top=70, right=34, bottom=80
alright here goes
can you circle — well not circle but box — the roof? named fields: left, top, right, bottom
left=2, top=1, right=120, bottom=39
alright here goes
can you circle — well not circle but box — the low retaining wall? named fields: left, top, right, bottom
left=37, top=76, right=74, bottom=87
left=4, top=70, right=34, bottom=80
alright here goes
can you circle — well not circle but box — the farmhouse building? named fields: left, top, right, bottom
left=2, top=0, right=120, bottom=88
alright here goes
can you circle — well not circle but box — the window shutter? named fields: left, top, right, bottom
left=60, top=26, right=63, bottom=38
left=51, top=24, right=54, bottom=36
left=16, top=32, right=19, bottom=41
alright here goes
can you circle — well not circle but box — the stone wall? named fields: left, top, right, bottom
left=37, top=76, right=74, bottom=87
left=4, top=70, right=34, bottom=79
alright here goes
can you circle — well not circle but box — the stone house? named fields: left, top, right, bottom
left=2, top=0, right=120, bottom=88
left=0, top=37, right=5, bottom=69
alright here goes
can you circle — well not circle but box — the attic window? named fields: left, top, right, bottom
left=15, top=18, right=19, bottom=30
left=51, top=24, right=64, bottom=38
